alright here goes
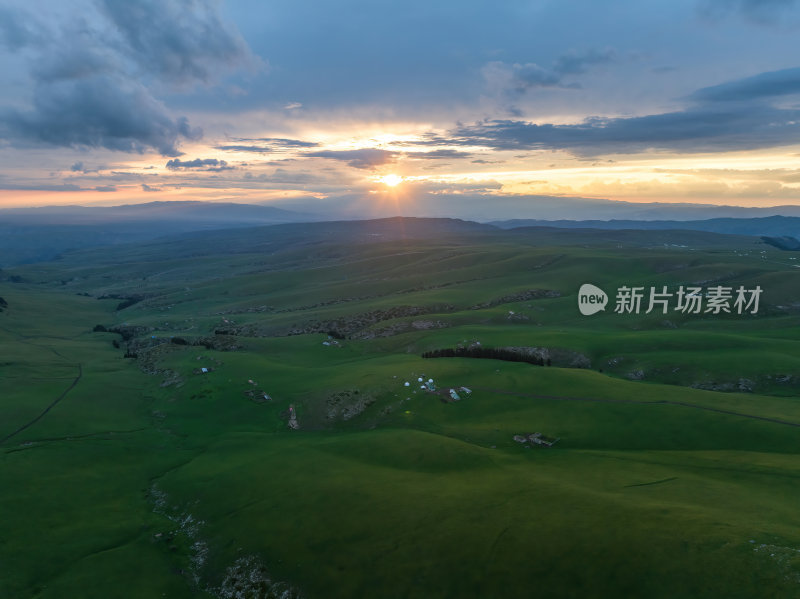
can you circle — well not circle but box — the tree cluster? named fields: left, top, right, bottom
left=422, top=346, right=546, bottom=366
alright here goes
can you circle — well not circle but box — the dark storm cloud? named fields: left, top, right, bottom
left=3, top=75, right=201, bottom=156
left=96, top=0, right=255, bottom=86
left=304, top=149, right=396, bottom=169
left=166, top=158, right=234, bottom=171
left=0, top=0, right=252, bottom=155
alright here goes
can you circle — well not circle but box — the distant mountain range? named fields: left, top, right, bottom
left=0, top=201, right=311, bottom=225
left=0, top=201, right=316, bottom=266
left=390, top=194, right=800, bottom=222
left=2, top=201, right=799, bottom=267
left=1, top=216, right=766, bottom=274
left=491, top=215, right=800, bottom=239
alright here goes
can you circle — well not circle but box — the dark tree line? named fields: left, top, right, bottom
left=97, top=294, right=144, bottom=311
left=421, top=346, right=547, bottom=366
left=115, top=297, right=142, bottom=311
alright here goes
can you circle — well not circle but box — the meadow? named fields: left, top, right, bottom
left=1, top=219, right=799, bottom=598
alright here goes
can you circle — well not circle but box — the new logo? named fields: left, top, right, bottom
left=578, top=283, right=608, bottom=315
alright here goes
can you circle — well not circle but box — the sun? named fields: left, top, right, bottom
left=378, top=174, right=403, bottom=187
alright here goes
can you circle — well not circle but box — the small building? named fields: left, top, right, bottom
left=449, top=388, right=461, bottom=401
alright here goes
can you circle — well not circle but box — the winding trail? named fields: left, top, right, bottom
left=1, top=363, right=83, bottom=444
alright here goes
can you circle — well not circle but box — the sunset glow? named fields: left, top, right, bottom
left=2, top=0, right=800, bottom=220
left=378, top=174, right=404, bottom=187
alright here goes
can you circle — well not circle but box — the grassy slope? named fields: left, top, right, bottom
left=2, top=222, right=800, bottom=597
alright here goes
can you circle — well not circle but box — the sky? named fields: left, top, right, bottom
left=3, top=0, right=800, bottom=219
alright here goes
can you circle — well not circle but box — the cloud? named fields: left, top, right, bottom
left=483, top=48, right=616, bottom=97
left=0, top=182, right=82, bottom=191
left=244, top=137, right=320, bottom=148
left=94, top=185, right=116, bottom=192
left=445, top=105, right=800, bottom=155
left=482, top=61, right=562, bottom=95
left=216, top=145, right=273, bottom=153
left=508, top=63, right=564, bottom=90
left=0, top=0, right=255, bottom=156
left=689, top=66, right=800, bottom=102
left=216, top=137, right=320, bottom=154
left=553, top=48, right=616, bottom=75
left=304, top=148, right=396, bottom=169
left=301, top=147, right=470, bottom=168
left=215, top=137, right=319, bottom=154
left=141, top=183, right=162, bottom=192
left=406, top=149, right=473, bottom=160
left=0, top=6, right=43, bottom=50
left=166, top=158, right=234, bottom=171
left=653, top=166, right=800, bottom=182
left=70, top=161, right=105, bottom=174
left=445, top=65, right=800, bottom=155
left=3, top=75, right=201, bottom=156
left=96, top=0, right=256, bottom=86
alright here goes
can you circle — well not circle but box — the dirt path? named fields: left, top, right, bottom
left=1, top=363, right=83, bottom=444
left=475, top=387, right=800, bottom=428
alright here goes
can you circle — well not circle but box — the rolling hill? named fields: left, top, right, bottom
left=1, top=218, right=799, bottom=598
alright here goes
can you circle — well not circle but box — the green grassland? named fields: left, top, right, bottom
left=2, top=219, right=800, bottom=597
